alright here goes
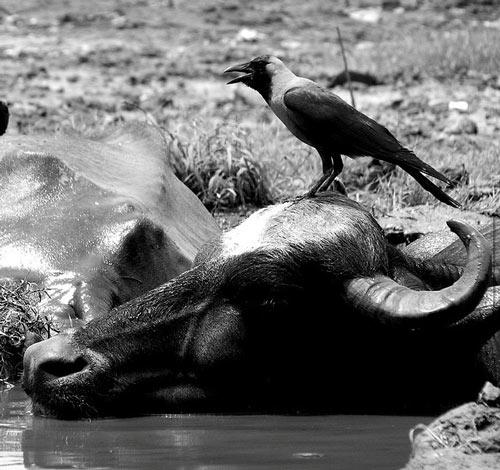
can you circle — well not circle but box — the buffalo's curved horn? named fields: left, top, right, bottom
left=343, top=220, right=491, bottom=328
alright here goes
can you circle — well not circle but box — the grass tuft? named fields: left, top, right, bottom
left=0, top=280, right=55, bottom=385
left=165, top=121, right=274, bottom=211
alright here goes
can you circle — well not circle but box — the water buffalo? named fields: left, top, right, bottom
left=22, top=192, right=499, bottom=419
left=0, top=123, right=220, bottom=328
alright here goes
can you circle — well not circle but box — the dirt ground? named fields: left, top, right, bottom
left=0, top=0, right=499, bottom=228
left=403, top=388, right=500, bottom=470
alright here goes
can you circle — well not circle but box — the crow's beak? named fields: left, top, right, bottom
left=224, top=62, right=254, bottom=84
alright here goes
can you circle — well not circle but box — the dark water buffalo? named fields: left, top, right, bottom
left=0, top=123, right=220, bottom=328
left=22, top=192, right=499, bottom=419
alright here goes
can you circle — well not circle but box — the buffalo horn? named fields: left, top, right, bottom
left=343, top=220, right=492, bottom=328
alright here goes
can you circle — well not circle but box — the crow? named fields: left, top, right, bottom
left=224, top=55, right=459, bottom=207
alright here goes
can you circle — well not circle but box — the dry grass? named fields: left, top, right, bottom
left=363, top=28, right=500, bottom=83
left=163, top=115, right=499, bottom=216
left=165, top=121, right=274, bottom=211
left=167, top=118, right=324, bottom=205
left=0, top=280, right=55, bottom=385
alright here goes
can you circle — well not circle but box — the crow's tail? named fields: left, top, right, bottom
left=402, top=165, right=461, bottom=208
left=393, top=148, right=451, bottom=185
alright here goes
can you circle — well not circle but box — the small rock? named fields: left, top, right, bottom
left=280, top=39, right=301, bottom=50
left=444, top=115, right=478, bottom=135
left=347, top=8, right=382, bottom=23
left=235, top=28, right=265, bottom=43
left=293, top=452, right=324, bottom=459
left=448, top=100, right=469, bottom=112
left=484, top=18, right=500, bottom=29
left=111, top=16, right=128, bottom=29
left=478, top=382, right=500, bottom=407
left=355, top=41, right=376, bottom=51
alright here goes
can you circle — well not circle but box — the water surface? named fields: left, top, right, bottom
left=1, top=386, right=425, bottom=469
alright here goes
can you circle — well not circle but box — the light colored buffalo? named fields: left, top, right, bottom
left=0, top=122, right=220, bottom=329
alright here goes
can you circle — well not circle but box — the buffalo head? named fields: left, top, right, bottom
left=22, top=192, right=496, bottom=418
left=0, top=123, right=220, bottom=330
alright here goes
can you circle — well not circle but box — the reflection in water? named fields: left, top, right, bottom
left=1, top=386, right=425, bottom=470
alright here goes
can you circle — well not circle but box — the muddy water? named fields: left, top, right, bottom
left=0, top=386, right=425, bottom=470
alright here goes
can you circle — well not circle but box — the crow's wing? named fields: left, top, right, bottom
left=284, top=85, right=449, bottom=183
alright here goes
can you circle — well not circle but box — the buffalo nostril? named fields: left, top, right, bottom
left=39, top=356, right=88, bottom=379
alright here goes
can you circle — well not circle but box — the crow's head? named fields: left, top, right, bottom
left=224, top=55, right=288, bottom=101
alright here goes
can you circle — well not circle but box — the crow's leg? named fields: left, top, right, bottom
left=307, top=153, right=343, bottom=196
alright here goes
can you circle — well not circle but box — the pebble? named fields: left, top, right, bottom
left=444, top=115, right=478, bottom=135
